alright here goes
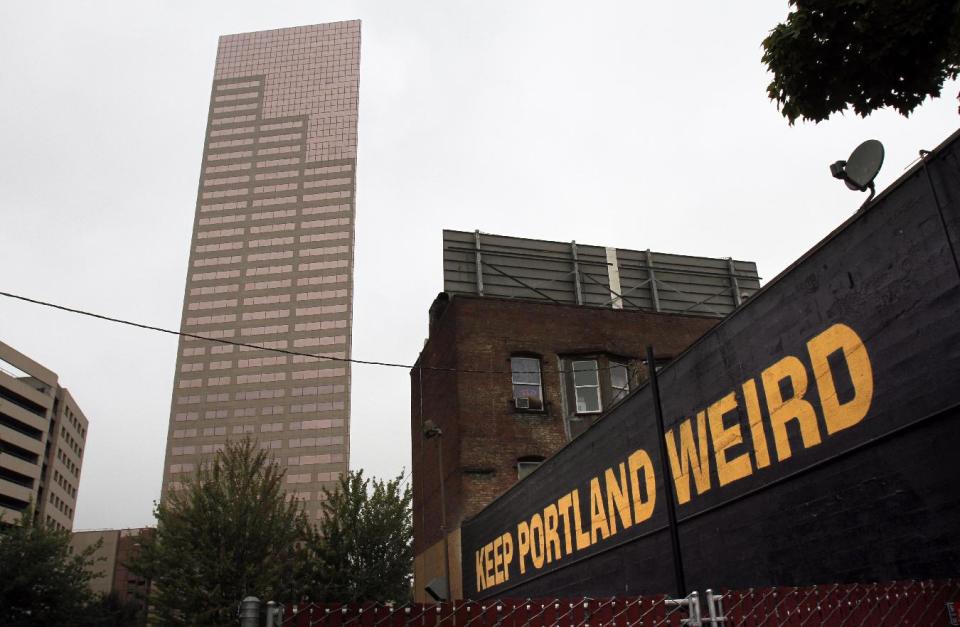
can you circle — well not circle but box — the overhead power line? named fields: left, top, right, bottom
left=0, top=290, right=425, bottom=370
left=0, top=290, right=643, bottom=376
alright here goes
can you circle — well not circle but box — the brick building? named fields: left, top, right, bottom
left=411, top=294, right=722, bottom=600
left=411, top=294, right=736, bottom=600
left=410, top=231, right=760, bottom=601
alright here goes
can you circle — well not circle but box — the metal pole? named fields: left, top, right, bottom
left=688, top=591, right=702, bottom=626
left=646, top=346, right=687, bottom=598
left=646, top=250, right=661, bottom=312
left=571, top=241, right=583, bottom=305
left=437, top=436, right=451, bottom=602
left=474, top=230, right=485, bottom=296
left=726, top=258, right=742, bottom=307
left=265, top=601, right=279, bottom=627
left=665, top=591, right=701, bottom=626
left=606, top=247, right=624, bottom=309
left=239, top=597, right=260, bottom=627
left=705, top=589, right=725, bottom=625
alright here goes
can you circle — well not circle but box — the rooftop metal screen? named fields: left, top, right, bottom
left=442, top=230, right=761, bottom=317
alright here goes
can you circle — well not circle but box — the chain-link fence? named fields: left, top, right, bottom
left=275, top=578, right=959, bottom=626
left=716, top=579, right=960, bottom=626
left=280, top=596, right=675, bottom=627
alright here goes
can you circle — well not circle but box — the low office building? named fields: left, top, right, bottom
left=0, top=340, right=88, bottom=531
left=410, top=231, right=760, bottom=600
left=71, top=527, right=154, bottom=607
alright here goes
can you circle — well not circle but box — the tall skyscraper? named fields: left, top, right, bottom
left=161, top=21, right=360, bottom=521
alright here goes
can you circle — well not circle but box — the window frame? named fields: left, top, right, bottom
left=609, top=359, right=631, bottom=405
left=560, top=354, right=635, bottom=418
left=510, top=355, right=545, bottom=412
left=516, top=455, right=546, bottom=480
left=571, top=359, right=603, bottom=414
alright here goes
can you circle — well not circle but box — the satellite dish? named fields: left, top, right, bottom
left=830, top=140, right=885, bottom=203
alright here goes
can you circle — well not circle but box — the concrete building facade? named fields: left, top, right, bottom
left=0, top=340, right=88, bottom=531
left=161, top=21, right=361, bottom=520
left=71, top=527, right=154, bottom=608
left=410, top=294, right=720, bottom=601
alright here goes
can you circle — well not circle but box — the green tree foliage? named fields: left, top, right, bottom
left=762, top=0, right=960, bottom=123
left=308, top=470, right=412, bottom=603
left=81, top=591, right=147, bottom=627
left=0, top=508, right=98, bottom=626
left=129, top=439, right=312, bottom=626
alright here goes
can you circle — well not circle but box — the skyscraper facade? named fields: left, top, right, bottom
left=161, top=21, right=360, bottom=521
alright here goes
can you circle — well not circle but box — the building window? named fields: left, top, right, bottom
left=560, top=355, right=636, bottom=431
left=517, top=455, right=546, bottom=480
left=572, top=360, right=602, bottom=413
left=610, top=360, right=630, bottom=404
left=510, top=356, right=543, bottom=410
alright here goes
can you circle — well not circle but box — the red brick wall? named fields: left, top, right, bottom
left=412, top=295, right=717, bottom=555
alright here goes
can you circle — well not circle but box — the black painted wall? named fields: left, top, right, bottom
left=461, top=129, right=960, bottom=599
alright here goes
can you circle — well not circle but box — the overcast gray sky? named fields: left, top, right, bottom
left=1, top=1, right=957, bottom=530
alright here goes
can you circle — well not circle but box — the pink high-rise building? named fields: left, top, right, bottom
left=161, top=21, right=360, bottom=521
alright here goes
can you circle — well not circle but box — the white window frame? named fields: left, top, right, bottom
left=511, top=356, right=544, bottom=410
left=572, top=359, right=602, bottom=414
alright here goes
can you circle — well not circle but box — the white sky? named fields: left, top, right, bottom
left=1, top=2, right=957, bottom=530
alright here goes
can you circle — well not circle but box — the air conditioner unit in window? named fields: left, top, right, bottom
left=515, top=398, right=530, bottom=409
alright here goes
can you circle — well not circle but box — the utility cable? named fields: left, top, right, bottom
left=0, top=290, right=644, bottom=376
left=0, top=289, right=414, bottom=369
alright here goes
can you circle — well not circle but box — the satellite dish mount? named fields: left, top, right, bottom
left=830, top=139, right=885, bottom=208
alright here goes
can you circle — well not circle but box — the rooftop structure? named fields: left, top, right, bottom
left=443, top=229, right=761, bottom=317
